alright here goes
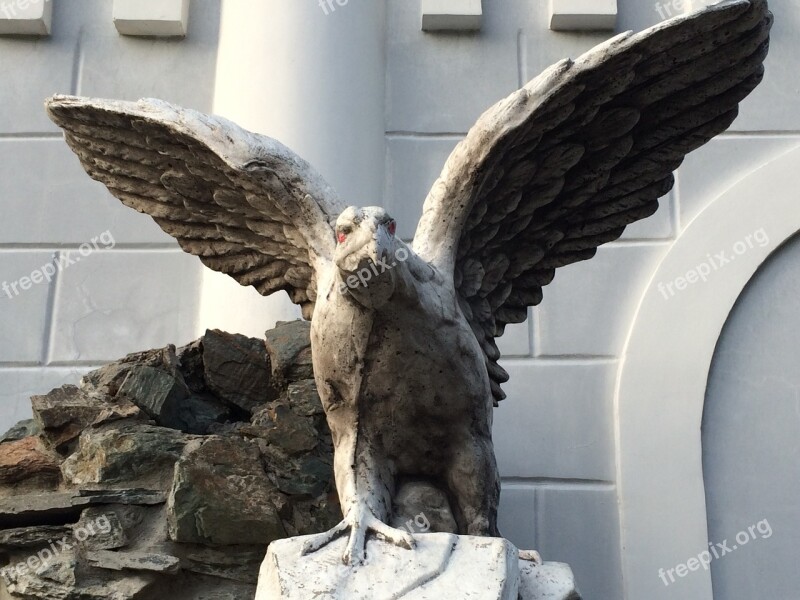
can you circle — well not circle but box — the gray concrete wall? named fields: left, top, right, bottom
left=0, top=0, right=220, bottom=435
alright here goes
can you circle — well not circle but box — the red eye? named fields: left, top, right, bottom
left=337, top=232, right=347, bottom=244
left=388, top=220, right=396, bottom=236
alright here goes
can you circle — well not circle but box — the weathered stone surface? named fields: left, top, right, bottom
left=518, top=561, right=581, bottom=600
left=0, top=420, right=41, bottom=444
left=116, top=363, right=229, bottom=435
left=254, top=405, right=318, bottom=456
left=0, top=325, right=340, bottom=598
left=74, top=508, right=128, bottom=551
left=256, top=533, right=520, bottom=600
left=86, top=550, right=181, bottom=574
left=174, top=545, right=265, bottom=584
left=392, top=480, right=457, bottom=534
left=263, top=321, right=313, bottom=386
left=61, top=425, right=191, bottom=487
left=0, top=437, right=60, bottom=488
left=0, top=524, right=71, bottom=549
left=203, top=329, right=274, bottom=414
left=167, top=436, right=288, bottom=546
left=0, top=490, right=166, bottom=529
left=285, top=379, right=323, bottom=417
left=2, top=552, right=157, bottom=600
left=31, top=385, right=139, bottom=450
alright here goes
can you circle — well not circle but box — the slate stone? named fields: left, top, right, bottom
left=74, top=507, right=128, bottom=551
left=0, top=437, right=60, bottom=487
left=86, top=550, right=181, bottom=574
left=285, top=380, right=323, bottom=417
left=392, top=479, right=458, bottom=534
left=0, top=524, right=72, bottom=549
left=174, top=545, right=265, bottom=584
left=264, top=321, right=314, bottom=386
left=167, top=436, right=288, bottom=546
left=0, top=419, right=41, bottom=444
left=0, top=490, right=166, bottom=529
left=203, top=329, right=275, bottom=414
left=176, top=338, right=207, bottom=394
left=31, top=385, right=139, bottom=450
left=61, top=425, right=191, bottom=487
left=254, top=404, right=319, bottom=456
left=0, top=324, right=344, bottom=598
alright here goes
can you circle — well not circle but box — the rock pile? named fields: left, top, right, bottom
left=0, top=321, right=339, bottom=600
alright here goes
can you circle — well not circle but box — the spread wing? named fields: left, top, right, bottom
left=412, top=0, right=772, bottom=404
left=46, top=96, right=346, bottom=320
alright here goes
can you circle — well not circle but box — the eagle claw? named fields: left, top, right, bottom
left=300, top=506, right=416, bottom=566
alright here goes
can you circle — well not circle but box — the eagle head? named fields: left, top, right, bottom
left=333, top=206, right=400, bottom=308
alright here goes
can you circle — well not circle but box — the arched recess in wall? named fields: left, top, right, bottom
left=614, top=144, right=800, bottom=600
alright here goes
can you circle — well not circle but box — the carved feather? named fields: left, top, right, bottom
left=412, top=0, right=772, bottom=402
left=46, top=96, right=345, bottom=320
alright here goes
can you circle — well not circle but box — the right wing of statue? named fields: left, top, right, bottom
left=412, top=0, right=772, bottom=406
left=46, top=0, right=771, bottom=567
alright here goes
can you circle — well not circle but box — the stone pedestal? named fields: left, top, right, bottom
left=256, top=533, right=581, bottom=600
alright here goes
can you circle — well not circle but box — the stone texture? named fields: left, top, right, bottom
left=31, top=385, right=138, bottom=452
left=263, top=321, right=314, bottom=387
left=202, top=329, right=275, bottom=414
left=86, top=550, right=181, bottom=574
left=257, top=534, right=520, bottom=600
left=0, top=437, right=60, bottom=488
left=391, top=480, right=457, bottom=534
left=0, top=420, right=40, bottom=444
left=167, top=436, right=288, bottom=546
left=61, top=424, right=191, bottom=488
left=518, top=561, right=581, bottom=599
left=0, top=325, right=342, bottom=599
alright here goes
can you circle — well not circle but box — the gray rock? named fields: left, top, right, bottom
left=173, top=545, right=265, bottom=584
left=167, top=436, right=288, bottom=546
left=263, top=321, right=314, bottom=386
left=117, top=365, right=229, bottom=434
left=31, top=385, right=139, bottom=450
left=203, top=329, right=275, bottom=414
left=86, top=550, right=181, bottom=574
left=391, top=480, right=458, bottom=534
left=61, top=425, right=191, bottom=487
left=0, top=524, right=72, bottom=549
left=285, top=380, right=323, bottom=417
left=74, top=508, right=128, bottom=551
left=0, top=419, right=41, bottom=444
left=254, top=404, right=319, bottom=456
left=0, top=490, right=166, bottom=530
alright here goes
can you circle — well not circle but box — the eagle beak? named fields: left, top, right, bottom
left=367, top=224, right=393, bottom=266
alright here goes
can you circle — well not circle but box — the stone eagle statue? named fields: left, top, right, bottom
left=47, top=0, right=770, bottom=566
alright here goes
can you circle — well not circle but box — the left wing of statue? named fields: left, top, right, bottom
left=46, top=96, right=346, bottom=321
left=412, top=0, right=772, bottom=405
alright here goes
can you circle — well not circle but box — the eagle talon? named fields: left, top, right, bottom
left=301, top=507, right=416, bottom=566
